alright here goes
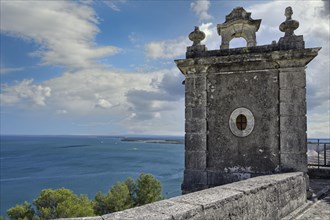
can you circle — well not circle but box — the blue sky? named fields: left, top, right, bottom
left=0, top=0, right=329, bottom=137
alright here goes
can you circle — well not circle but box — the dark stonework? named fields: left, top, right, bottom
left=176, top=7, right=321, bottom=194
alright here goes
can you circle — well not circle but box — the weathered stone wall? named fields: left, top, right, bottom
left=176, top=45, right=320, bottom=191
left=207, top=69, right=280, bottom=186
left=59, top=172, right=306, bottom=220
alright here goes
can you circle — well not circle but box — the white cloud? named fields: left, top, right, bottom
left=143, top=22, right=219, bottom=60
left=0, top=79, right=51, bottom=106
left=41, top=68, right=150, bottom=116
left=95, top=99, right=113, bottom=109
left=0, top=1, right=120, bottom=70
left=307, top=103, right=330, bottom=138
left=199, top=22, right=219, bottom=49
left=103, top=1, right=120, bottom=11
left=191, top=0, right=212, bottom=21
left=102, top=0, right=127, bottom=12
left=0, top=0, right=185, bottom=135
left=128, top=32, right=141, bottom=46
left=0, top=66, right=184, bottom=134
left=125, top=70, right=184, bottom=122
left=2, top=67, right=184, bottom=134
left=144, top=37, right=190, bottom=59
left=56, top=109, right=67, bottom=115
left=0, top=67, right=25, bottom=74
left=246, top=0, right=329, bottom=45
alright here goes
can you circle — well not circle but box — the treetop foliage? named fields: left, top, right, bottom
left=5, top=173, right=163, bottom=220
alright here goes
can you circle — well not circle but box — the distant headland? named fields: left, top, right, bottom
left=121, top=137, right=184, bottom=145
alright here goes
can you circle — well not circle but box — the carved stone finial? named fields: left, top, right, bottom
left=217, top=7, right=261, bottom=49
left=189, top=26, right=205, bottom=46
left=285, top=6, right=293, bottom=20
left=279, top=6, right=299, bottom=37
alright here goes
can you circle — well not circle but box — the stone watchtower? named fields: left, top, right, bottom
left=175, top=7, right=321, bottom=194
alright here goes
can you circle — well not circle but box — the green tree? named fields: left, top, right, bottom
left=124, top=177, right=136, bottom=201
left=7, top=174, right=163, bottom=219
left=33, top=188, right=94, bottom=219
left=94, top=182, right=134, bottom=215
left=135, top=173, right=163, bottom=206
left=7, top=202, right=36, bottom=220
left=108, top=182, right=134, bottom=212
left=93, top=174, right=163, bottom=215
left=93, top=192, right=109, bottom=215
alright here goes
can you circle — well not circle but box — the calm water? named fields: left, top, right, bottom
left=0, top=135, right=184, bottom=216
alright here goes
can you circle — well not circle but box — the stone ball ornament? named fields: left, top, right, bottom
left=188, top=26, right=205, bottom=46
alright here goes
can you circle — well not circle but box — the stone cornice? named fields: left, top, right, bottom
left=175, top=47, right=321, bottom=74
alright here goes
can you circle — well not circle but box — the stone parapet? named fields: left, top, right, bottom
left=59, top=172, right=307, bottom=220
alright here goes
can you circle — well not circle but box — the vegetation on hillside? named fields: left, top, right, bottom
left=4, top=173, right=162, bottom=220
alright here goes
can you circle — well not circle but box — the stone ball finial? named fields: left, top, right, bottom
left=280, top=6, right=299, bottom=37
left=189, top=26, right=205, bottom=46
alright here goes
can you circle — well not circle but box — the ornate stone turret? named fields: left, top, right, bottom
left=217, top=7, right=261, bottom=49
left=176, top=6, right=321, bottom=194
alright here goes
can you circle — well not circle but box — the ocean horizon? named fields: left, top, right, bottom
left=0, top=135, right=184, bottom=217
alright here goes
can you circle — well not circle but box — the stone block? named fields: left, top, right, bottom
left=280, top=153, right=308, bottom=172
left=278, top=176, right=306, bottom=218
left=185, top=76, right=206, bottom=93
left=225, top=184, right=279, bottom=219
left=170, top=186, right=243, bottom=210
left=185, top=133, right=207, bottom=151
left=192, top=107, right=206, bottom=119
left=185, top=151, right=206, bottom=169
left=184, top=77, right=194, bottom=93
left=278, top=35, right=305, bottom=50
left=280, top=116, right=306, bottom=132
left=195, top=76, right=207, bottom=90
left=207, top=171, right=251, bottom=187
left=182, top=170, right=207, bottom=193
left=280, top=101, right=306, bottom=116
left=279, top=69, right=306, bottom=89
left=185, top=119, right=206, bottom=133
left=186, top=107, right=206, bottom=120
left=280, top=131, right=307, bottom=153
left=185, top=91, right=207, bottom=107
left=57, top=217, right=103, bottom=220
left=102, top=205, right=171, bottom=220
left=143, top=200, right=203, bottom=220
left=185, top=107, right=192, bottom=120
left=280, top=88, right=306, bottom=103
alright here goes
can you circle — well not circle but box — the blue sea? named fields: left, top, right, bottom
left=0, top=135, right=184, bottom=216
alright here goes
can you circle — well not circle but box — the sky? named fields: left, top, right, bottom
left=0, top=0, right=329, bottom=137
